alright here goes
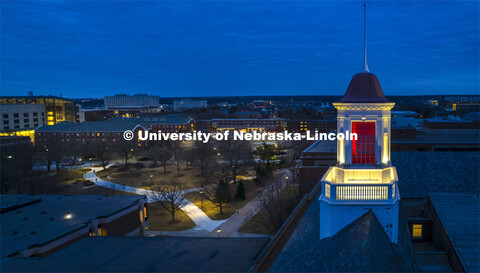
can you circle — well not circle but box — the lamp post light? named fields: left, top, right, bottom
left=7, top=155, right=12, bottom=159
left=89, top=158, right=92, bottom=167
left=217, top=229, right=221, bottom=238
left=200, top=190, right=204, bottom=210
left=150, top=174, right=153, bottom=185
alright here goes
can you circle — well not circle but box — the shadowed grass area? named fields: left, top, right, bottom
left=238, top=185, right=300, bottom=235
left=147, top=202, right=195, bottom=231
left=59, top=168, right=91, bottom=184
left=97, top=163, right=204, bottom=189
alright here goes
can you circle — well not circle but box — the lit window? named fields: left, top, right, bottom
left=98, top=226, right=104, bottom=236
left=352, top=121, right=375, bottom=164
left=325, top=184, right=330, bottom=198
left=412, top=224, right=422, bottom=238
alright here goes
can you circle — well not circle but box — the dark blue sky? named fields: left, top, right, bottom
left=1, top=0, right=479, bottom=98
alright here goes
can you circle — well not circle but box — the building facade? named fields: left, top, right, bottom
left=0, top=96, right=78, bottom=140
left=0, top=104, right=45, bottom=139
left=173, top=99, right=207, bottom=111
left=104, top=94, right=160, bottom=110
left=319, top=72, right=400, bottom=243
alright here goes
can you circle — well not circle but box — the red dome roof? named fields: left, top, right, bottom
left=337, top=72, right=390, bottom=103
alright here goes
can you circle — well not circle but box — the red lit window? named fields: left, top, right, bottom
left=352, top=121, right=375, bottom=164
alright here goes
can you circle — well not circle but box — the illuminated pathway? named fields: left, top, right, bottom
left=207, top=170, right=291, bottom=238
left=85, top=166, right=290, bottom=237
left=84, top=166, right=227, bottom=233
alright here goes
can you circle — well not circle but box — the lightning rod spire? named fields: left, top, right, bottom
left=364, top=1, right=369, bottom=72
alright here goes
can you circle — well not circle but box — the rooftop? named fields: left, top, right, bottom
left=336, top=72, right=390, bottom=103
left=429, top=193, right=480, bottom=273
left=270, top=200, right=414, bottom=272
left=110, top=114, right=191, bottom=125
left=1, top=236, right=268, bottom=272
left=0, top=194, right=145, bottom=257
left=393, top=152, right=480, bottom=198
left=302, top=139, right=336, bottom=154
left=35, top=120, right=144, bottom=133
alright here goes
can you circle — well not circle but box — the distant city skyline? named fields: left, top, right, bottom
left=1, top=1, right=479, bottom=98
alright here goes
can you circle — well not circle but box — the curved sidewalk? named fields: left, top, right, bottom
left=84, top=166, right=227, bottom=233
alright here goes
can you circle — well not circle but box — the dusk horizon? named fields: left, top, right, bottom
left=1, top=0, right=479, bottom=98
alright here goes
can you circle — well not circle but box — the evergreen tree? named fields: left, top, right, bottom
left=235, top=181, right=246, bottom=200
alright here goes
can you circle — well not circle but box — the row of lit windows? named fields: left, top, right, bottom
left=2, top=112, right=44, bottom=119
left=3, top=118, right=42, bottom=124
left=37, top=132, right=122, bottom=137
left=37, top=137, right=120, bottom=143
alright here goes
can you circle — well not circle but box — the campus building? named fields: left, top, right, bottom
left=173, top=99, right=207, bottom=111
left=286, top=118, right=336, bottom=133
left=104, top=94, right=160, bottom=110
left=0, top=96, right=79, bottom=140
left=0, top=195, right=148, bottom=258
left=34, top=114, right=193, bottom=145
left=196, top=118, right=286, bottom=132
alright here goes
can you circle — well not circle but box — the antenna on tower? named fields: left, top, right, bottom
left=363, top=1, right=369, bottom=72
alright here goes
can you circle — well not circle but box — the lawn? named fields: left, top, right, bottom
left=58, top=168, right=91, bottom=184
left=147, top=202, right=196, bottom=231
left=184, top=179, right=263, bottom=220
left=97, top=163, right=204, bottom=190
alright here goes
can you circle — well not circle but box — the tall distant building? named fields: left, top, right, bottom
left=173, top=99, right=207, bottom=111
left=319, top=72, right=400, bottom=243
left=104, top=94, right=160, bottom=110
left=0, top=96, right=78, bottom=139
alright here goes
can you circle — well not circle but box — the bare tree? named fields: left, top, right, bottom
left=193, top=141, right=217, bottom=183
left=172, top=141, right=184, bottom=176
left=116, top=139, right=137, bottom=168
left=255, top=173, right=299, bottom=232
left=217, top=139, right=253, bottom=184
left=183, top=147, right=196, bottom=169
left=157, top=140, right=173, bottom=174
left=283, top=140, right=309, bottom=182
left=149, top=182, right=186, bottom=222
left=92, top=141, right=113, bottom=170
left=202, top=179, right=230, bottom=215
left=36, top=140, right=66, bottom=174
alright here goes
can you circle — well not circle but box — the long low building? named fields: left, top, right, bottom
left=0, top=194, right=148, bottom=258
left=196, top=118, right=286, bottom=132
left=35, top=114, right=193, bottom=145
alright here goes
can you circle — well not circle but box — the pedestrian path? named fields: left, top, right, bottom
left=84, top=166, right=226, bottom=233
left=84, top=165, right=291, bottom=237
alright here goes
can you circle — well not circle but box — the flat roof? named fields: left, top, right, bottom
left=392, top=132, right=480, bottom=144
left=1, top=236, right=268, bottom=272
left=302, top=139, right=336, bottom=154
left=0, top=194, right=145, bottom=257
left=393, top=152, right=480, bottom=198
left=429, top=193, right=480, bottom=273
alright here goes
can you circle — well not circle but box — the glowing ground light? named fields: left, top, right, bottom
left=64, top=212, right=73, bottom=220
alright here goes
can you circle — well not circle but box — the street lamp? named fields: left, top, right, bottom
left=150, top=174, right=153, bottom=184
left=7, top=155, right=12, bottom=159
left=89, top=158, right=92, bottom=167
left=199, top=190, right=204, bottom=210
left=217, top=229, right=221, bottom=238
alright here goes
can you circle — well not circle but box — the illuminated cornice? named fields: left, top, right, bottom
left=332, top=102, right=395, bottom=110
